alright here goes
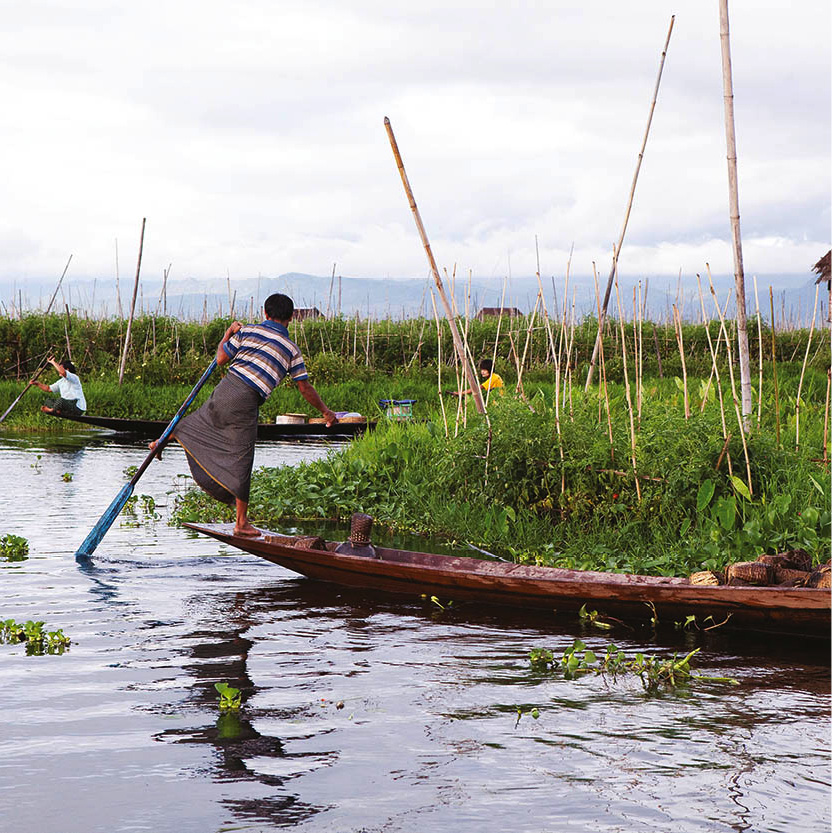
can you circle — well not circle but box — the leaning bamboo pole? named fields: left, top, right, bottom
left=118, top=218, right=146, bottom=386
left=795, top=284, right=820, bottom=452
left=672, top=304, right=690, bottom=418
left=613, top=249, right=641, bottom=501
left=585, top=15, right=675, bottom=389
left=384, top=117, right=485, bottom=414
left=718, top=0, right=753, bottom=429
left=592, top=263, right=615, bottom=461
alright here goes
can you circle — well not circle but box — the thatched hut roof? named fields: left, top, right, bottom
left=812, top=250, right=830, bottom=286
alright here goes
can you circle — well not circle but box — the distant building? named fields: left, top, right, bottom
left=475, top=307, right=523, bottom=320
left=293, top=307, right=323, bottom=320
left=812, top=250, right=830, bottom=287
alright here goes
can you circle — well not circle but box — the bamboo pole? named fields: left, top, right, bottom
left=718, top=0, right=753, bottom=429
left=672, top=304, right=690, bottom=418
left=429, top=289, right=449, bottom=437
left=769, top=286, right=781, bottom=445
left=585, top=15, right=675, bottom=389
left=118, top=218, right=146, bottom=386
left=613, top=252, right=641, bottom=501
left=707, top=266, right=752, bottom=495
left=592, top=263, right=614, bottom=460
left=44, top=255, right=73, bottom=316
left=384, top=117, right=485, bottom=414
left=486, top=274, right=509, bottom=409
left=795, top=284, right=820, bottom=452
left=753, top=275, right=763, bottom=427
left=823, top=368, right=830, bottom=464
left=697, top=274, right=733, bottom=476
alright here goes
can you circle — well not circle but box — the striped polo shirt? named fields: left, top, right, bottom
left=223, top=320, right=309, bottom=399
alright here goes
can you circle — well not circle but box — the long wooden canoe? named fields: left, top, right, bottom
left=184, top=522, right=832, bottom=638
left=50, top=412, right=375, bottom=439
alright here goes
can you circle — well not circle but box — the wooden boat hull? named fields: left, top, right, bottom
left=51, top=412, right=374, bottom=439
left=185, top=523, right=832, bottom=638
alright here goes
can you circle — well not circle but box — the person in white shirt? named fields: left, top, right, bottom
left=31, top=357, right=87, bottom=415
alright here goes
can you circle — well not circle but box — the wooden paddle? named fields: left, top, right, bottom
left=0, top=361, right=49, bottom=423
left=74, top=359, right=217, bottom=560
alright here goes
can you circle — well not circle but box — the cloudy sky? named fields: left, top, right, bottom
left=1, top=0, right=829, bottom=295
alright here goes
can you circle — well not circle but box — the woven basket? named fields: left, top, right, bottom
left=784, top=549, right=813, bottom=572
left=689, top=570, right=722, bottom=586
left=774, top=567, right=810, bottom=586
left=726, top=561, right=772, bottom=586
left=293, top=536, right=327, bottom=551
left=808, top=566, right=831, bottom=589
left=756, top=553, right=791, bottom=568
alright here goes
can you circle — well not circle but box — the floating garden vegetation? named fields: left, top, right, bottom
left=0, top=619, right=71, bottom=655
left=0, top=534, right=29, bottom=562
left=529, top=639, right=739, bottom=693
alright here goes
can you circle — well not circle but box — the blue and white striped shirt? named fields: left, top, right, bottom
left=223, top=320, right=308, bottom=399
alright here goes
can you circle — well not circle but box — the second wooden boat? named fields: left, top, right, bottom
left=50, top=412, right=375, bottom=439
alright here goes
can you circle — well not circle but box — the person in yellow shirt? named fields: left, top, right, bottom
left=450, top=359, right=504, bottom=397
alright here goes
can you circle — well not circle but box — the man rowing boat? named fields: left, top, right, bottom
left=151, top=293, right=336, bottom=537
left=31, top=357, right=87, bottom=416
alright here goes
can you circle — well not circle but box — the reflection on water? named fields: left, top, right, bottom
left=0, top=430, right=829, bottom=833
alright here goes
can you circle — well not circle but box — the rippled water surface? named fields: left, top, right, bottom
left=0, top=431, right=829, bottom=833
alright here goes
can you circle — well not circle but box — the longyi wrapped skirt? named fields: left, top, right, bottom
left=173, top=372, right=261, bottom=505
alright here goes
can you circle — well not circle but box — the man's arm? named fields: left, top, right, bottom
left=296, top=379, right=337, bottom=426
left=216, top=321, right=242, bottom=366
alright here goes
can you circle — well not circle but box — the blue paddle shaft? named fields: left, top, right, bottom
left=75, top=359, right=218, bottom=560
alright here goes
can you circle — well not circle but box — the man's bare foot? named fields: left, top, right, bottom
left=234, top=522, right=260, bottom=538
left=149, top=439, right=162, bottom=460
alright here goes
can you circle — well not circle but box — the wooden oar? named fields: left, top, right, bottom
left=0, top=362, right=49, bottom=423
left=75, top=359, right=218, bottom=560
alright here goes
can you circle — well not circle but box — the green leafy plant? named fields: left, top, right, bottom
left=1, top=618, right=71, bottom=655
left=0, top=534, right=29, bottom=561
left=531, top=639, right=739, bottom=693
left=214, top=682, right=242, bottom=711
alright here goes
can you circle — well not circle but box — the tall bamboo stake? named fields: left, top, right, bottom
left=718, top=0, right=753, bottom=429
left=118, top=218, right=146, bottom=386
left=487, top=274, right=509, bottom=409
left=795, top=284, right=820, bottom=452
left=593, top=264, right=615, bottom=460
left=585, top=15, right=675, bottom=389
left=384, top=117, right=485, bottom=414
left=672, top=304, right=690, bottom=418
left=44, top=255, right=73, bottom=316
left=753, top=275, right=763, bottom=427
left=429, top=289, right=449, bottom=437
left=613, top=248, right=641, bottom=501
left=707, top=266, right=752, bottom=494
left=823, top=368, right=830, bottom=464
left=769, top=286, right=781, bottom=445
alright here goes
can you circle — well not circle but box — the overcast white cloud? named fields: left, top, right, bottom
left=0, top=0, right=828, bottom=294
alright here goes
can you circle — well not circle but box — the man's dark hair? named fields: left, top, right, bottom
left=62, top=358, right=77, bottom=374
left=264, top=293, right=294, bottom=322
left=478, top=358, right=493, bottom=373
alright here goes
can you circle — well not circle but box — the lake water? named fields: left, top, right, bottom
left=0, top=431, right=829, bottom=833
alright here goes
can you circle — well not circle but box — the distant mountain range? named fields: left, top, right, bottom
left=0, top=270, right=826, bottom=326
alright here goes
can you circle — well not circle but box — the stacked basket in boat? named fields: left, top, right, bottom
left=690, top=550, right=831, bottom=588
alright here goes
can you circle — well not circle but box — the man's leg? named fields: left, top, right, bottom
left=234, top=499, right=259, bottom=537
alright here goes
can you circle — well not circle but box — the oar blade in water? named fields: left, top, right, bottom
left=75, top=483, right=134, bottom=560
